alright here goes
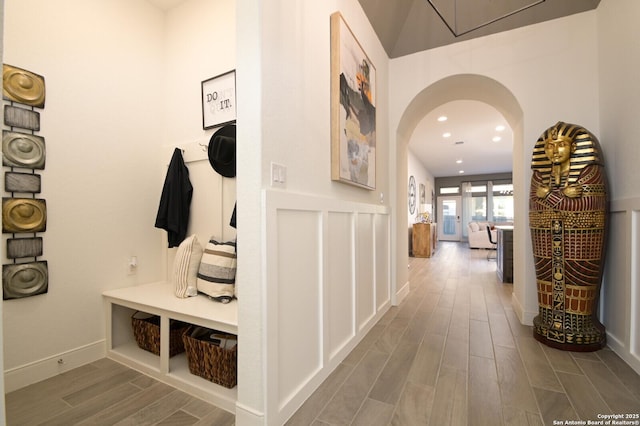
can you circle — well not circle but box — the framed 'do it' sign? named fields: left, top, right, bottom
left=201, top=70, right=236, bottom=130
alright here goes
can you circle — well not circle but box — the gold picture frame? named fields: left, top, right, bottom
left=330, top=12, right=376, bottom=190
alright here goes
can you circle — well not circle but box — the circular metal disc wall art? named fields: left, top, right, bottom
left=2, top=261, right=48, bottom=300
left=2, top=198, right=47, bottom=233
left=2, top=64, right=46, bottom=108
left=2, top=130, right=46, bottom=169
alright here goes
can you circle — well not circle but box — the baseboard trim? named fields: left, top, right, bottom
left=511, top=293, right=535, bottom=326
left=395, top=280, right=410, bottom=305
left=4, top=340, right=106, bottom=392
left=235, top=402, right=265, bottom=426
left=606, top=332, right=640, bottom=376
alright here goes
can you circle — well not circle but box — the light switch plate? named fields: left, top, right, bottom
left=271, top=162, right=286, bottom=188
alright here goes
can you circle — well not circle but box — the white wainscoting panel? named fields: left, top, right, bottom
left=602, top=211, right=629, bottom=346
left=602, top=197, right=640, bottom=374
left=264, top=190, right=391, bottom=425
left=375, top=214, right=391, bottom=311
left=275, top=209, right=323, bottom=409
left=326, top=212, right=355, bottom=360
left=357, top=213, right=376, bottom=331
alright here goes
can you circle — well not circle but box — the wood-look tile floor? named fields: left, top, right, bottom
left=287, top=242, right=640, bottom=425
left=5, top=242, right=640, bottom=425
left=4, top=356, right=235, bottom=425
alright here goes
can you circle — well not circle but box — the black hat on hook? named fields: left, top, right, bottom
left=208, top=124, right=236, bottom=178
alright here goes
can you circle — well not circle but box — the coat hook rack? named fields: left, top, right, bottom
left=198, top=142, right=208, bottom=152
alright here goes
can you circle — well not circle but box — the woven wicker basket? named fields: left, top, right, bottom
left=182, top=326, right=237, bottom=388
left=131, top=312, right=189, bottom=357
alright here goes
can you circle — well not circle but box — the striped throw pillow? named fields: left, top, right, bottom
left=197, top=239, right=236, bottom=303
left=173, top=234, right=203, bottom=298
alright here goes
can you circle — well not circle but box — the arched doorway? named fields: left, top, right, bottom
left=393, top=74, right=531, bottom=323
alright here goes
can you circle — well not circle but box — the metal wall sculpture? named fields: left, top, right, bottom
left=2, top=64, right=48, bottom=300
left=529, top=121, right=608, bottom=351
left=3, top=64, right=46, bottom=107
left=2, top=131, right=46, bottom=169
left=2, top=198, right=47, bottom=233
left=2, top=261, right=48, bottom=299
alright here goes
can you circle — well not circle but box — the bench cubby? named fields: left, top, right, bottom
left=103, top=281, right=238, bottom=413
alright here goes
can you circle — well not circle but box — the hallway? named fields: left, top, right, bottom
left=5, top=243, right=639, bottom=425
left=287, top=242, right=640, bottom=425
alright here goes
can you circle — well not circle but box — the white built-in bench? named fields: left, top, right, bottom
left=103, top=281, right=238, bottom=413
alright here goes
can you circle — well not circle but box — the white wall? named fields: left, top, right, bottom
left=389, top=11, right=600, bottom=327
left=236, top=0, right=391, bottom=424
left=598, top=0, right=640, bottom=202
left=390, top=2, right=640, bottom=375
left=2, top=0, right=238, bottom=391
left=162, top=0, right=237, bottom=273
left=2, top=0, right=166, bottom=389
left=5, top=2, right=638, bottom=426
left=3, top=1, right=392, bottom=424
left=596, top=0, right=640, bottom=373
left=255, top=1, right=389, bottom=204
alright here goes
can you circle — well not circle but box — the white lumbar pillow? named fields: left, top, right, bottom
left=173, top=234, right=203, bottom=298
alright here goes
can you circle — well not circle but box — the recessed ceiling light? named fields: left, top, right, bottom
left=495, top=125, right=505, bottom=132
left=456, top=159, right=463, bottom=164
left=492, top=136, right=502, bottom=142
left=443, top=132, right=451, bottom=138
left=459, top=170, right=465, bottom=174
left=437, top=116, right=448, bottom=122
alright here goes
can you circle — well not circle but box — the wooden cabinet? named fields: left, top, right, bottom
left=412, top=222, right=437, bottom=258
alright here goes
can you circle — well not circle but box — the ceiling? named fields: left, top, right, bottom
left=357, top=0, right=600, bottom=58
left=147, top=0, right=600, bottom=179
left=407, top=101, right=514, bottom=179
left=411, top=100, right=513, bottom=178
left=357, top=0, right=599, bottom=178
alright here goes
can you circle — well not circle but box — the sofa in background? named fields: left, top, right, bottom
left=467, top=222, right=508, bottom=249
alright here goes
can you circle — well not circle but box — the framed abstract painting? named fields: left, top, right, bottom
left=330, top=12, right=376, bottom=190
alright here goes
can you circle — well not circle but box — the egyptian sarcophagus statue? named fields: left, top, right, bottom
left=529, top=121, right=608, bottom=351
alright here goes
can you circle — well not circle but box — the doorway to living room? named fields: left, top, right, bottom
left=393, top=73, right=527, bottom=319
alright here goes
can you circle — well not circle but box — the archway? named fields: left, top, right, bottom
left=393, top=74, right=531, bottom=324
